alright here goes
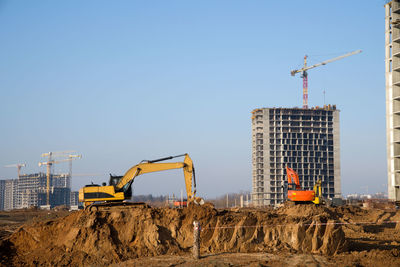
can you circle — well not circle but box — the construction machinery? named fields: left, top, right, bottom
left=173, top=199, right=188, bottom=208
left=79, top=153, right=204, bottom=209
left=286, top=166, right=322, bottom=205
left=291, top=50, right=362, bottom=109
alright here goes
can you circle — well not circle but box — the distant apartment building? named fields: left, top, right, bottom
left=251, top=106, right=341, bottom=206
left=385, top=1, right=400, bottom=202
left=38, top=187, right=71, bottom=207
left=0, top=180, right=5, bottom=210
left=70, top=191, right=80, bottom=206
left=17, top=173, right=46, bottom=208
left=0, top=173, right=71, bottom=210
left=20, top=189, right=39, bottom=208
left=4, top=179, right=18, bottom=210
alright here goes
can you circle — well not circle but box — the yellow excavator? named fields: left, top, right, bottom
left=79, top=153, right=204, bottom=210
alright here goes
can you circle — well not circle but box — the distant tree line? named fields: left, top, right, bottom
left=207, top=191, right=251, bottom=209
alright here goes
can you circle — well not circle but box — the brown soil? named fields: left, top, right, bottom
left=0, top=203, right=400, bottom=266
left=0, top=208, right=70, bottom=240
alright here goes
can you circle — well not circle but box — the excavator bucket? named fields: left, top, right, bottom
left=193, top=197, right=205, bottom=205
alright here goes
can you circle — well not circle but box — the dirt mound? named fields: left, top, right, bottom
left=0, top=203, right=347, bottom=266
left=278, top=202, right=338, bottom=219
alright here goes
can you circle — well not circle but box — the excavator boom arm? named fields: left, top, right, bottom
left=286, top=166, right=301, bottom=190
left=115, top=154, right=196, bottom=200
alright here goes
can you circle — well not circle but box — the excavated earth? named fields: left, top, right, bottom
left=0, top=203, right=400, bottom=266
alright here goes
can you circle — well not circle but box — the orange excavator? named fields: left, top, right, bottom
left=286, top=166, right=322, bottom=205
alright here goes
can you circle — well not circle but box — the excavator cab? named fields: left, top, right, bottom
left=287, top=182, right=298, bottom=191
left=109, top=175, right=123, bottom=186
left=108, top=175, right=133, bottom=198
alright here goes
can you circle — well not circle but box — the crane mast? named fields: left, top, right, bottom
left=39, top=151, right=81, bottom=206
left=291, top=50, right=362, bottom=109
left=302, top=56, right=308, bottom=109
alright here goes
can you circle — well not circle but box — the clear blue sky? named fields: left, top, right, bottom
left=0, top=0, right=388, bottom=198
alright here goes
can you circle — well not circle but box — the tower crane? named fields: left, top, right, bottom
left=41, top=151, right=76, bottom=173
left=38, top=151, right=80, bottom=206
left=291, top=50, right=362, bottom=109
left=41, top=151, right=76, bottom=161
left=67, top=154, right=82, bottom=188
left=4, top=163, right=26, bottom=179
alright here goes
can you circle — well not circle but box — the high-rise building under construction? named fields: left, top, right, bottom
left=0, top=173, right=71, bottom=210
left=251, top=106, right=341, bottom=206
left=385, top=0, right=400, bottom=203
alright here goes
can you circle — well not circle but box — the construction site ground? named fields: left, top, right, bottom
left=0, top=203, right=400, bottom=266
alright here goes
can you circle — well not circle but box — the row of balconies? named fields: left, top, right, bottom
left=269, top=157, right=335, bottom=165
left=269, top=109, right=331, bottom=115
left=267, top=133, right=333, bottom=140
left=265, top=157, right=334, bottom=163
left=275, top=121, right=333, bottom=127
left=268, top=181, right=335, bottom=190
left=270, top=127, right=333, bottom=134
left=269, top=139, right=333, bottom=146
left=269, top=134, right=332, bottom=141
left=269, top=114, right=333, bottom=121
left=268, top=150, right=334, bottom=157
left=268, top=163, right=335, bottom=170
left=269, top=118, right=333, bottom=123
left=269, top=170, right=335, bottom=178
left=269, top=145, right=334, bottom=152
left=282, top=126, right=333, bottom=132
left=269, top=169, right=335, bottom=177
left=267, top=172, right=336, bottom=180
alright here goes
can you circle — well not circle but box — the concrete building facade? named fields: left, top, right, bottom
left=385, top=1, right=400, bottom=202
left=0, top=180, right=5, bottom=210
left=38, top=187, right=71, bottom=207
left=251, top=106, right=341, bottom=206
left=4, top=179, right=18, bottom=210
left=0, top=173, right=71, bottom=210
left=70, top=191, right=80, bottom=206
left=18, top=173, right=46, bottom=208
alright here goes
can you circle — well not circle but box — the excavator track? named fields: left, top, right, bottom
left=86, top=202, right=150, bottom=212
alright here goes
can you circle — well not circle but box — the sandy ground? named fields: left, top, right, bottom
left=112, top=253, right=334, bottom=267
left=0, top=208, right=70, bottom=240
left=0, top=204, right=400, bottom=266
